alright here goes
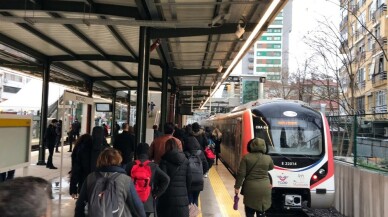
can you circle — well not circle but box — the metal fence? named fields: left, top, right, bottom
left=327, top=113, right=388, bottom=172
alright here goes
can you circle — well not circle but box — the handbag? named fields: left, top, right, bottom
left=204, top=147, right=216, bottom=160
left=189, top=203, right=200, bottom=217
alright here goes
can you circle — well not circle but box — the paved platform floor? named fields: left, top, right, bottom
left=10, top=148, right=245, bottom=217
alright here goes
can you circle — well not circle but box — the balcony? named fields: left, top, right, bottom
left=340, top=15, right=348, bottom=30
left=372, top=71, right=387, bottom=87
left=359, top=80, right=366, bottom=88
left=372, top=4, right=387, bottom=20
left=373, top=105, right=387, bottom=114
left=371, top=37, right=387, bottom=53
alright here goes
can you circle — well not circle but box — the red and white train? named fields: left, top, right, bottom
left=202, top=99, right=335, bottom=209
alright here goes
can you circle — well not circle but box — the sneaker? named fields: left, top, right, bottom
left=204, top=173, right=208, bottom=178
left=48, top=166, right=58, bottom=169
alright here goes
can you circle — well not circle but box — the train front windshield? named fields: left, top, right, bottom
left=252, top=103, right=324, bottom=156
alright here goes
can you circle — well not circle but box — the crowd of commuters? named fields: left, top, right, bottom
left=0, top=121, right=274, bottom=217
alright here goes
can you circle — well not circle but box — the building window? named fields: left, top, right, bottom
left=375, top=90, right=387, bottom=113
left=378, top=56, right=384, bottom=73
left=356, top=96, right=365, bottom=114
left=375, top=25, right=380, bottom=38
left=3, top=86, right=21, bottom=93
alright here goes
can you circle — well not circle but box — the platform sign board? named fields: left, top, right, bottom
left=63, top=90, right=93, bottom=105
left=0, top=114, right=32, bottom=173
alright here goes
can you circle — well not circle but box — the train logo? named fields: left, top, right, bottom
left=277, top=175, right=288, bottom=185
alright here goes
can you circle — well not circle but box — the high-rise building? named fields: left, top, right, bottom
left=340, top=0, right=387, bottom=114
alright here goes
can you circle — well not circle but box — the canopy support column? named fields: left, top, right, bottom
left=37, top=61, right=50, bottom=165
left=127, top=91, right=131, bottom=125
left=86, top=80, right=93, bottom=134
left=136, top=26, right=150, bottom=144
left=160, top=67, right=168, bottom=132
left=111, top=90, right=117, bottom=144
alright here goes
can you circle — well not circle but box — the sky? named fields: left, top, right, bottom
left=288, top=0, right=341, bottom=74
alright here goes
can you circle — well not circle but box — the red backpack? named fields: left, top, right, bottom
left=130, top=160, right=152, bottom=202
left=204, top=147, right=216, bottom=160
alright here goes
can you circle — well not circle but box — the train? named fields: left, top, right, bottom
left=202, top=99, right=335, bottom=210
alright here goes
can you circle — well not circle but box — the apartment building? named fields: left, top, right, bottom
left=340, top=0, right=387, bottom=114
left=0, top=68, right=30, bottom=102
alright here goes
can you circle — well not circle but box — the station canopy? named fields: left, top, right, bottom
left=0, top=0, right=286, bottom=108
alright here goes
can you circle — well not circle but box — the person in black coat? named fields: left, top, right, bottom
left=114, top=123, right=136, bottom=166
left=69, top=134, right=93, bottom=198
left=158, top=138, right=192, bottom=217
left=90, top=126, right=110, bottom=172
left=184, top=135, right=208, bottom=206
left=45, top=119, right=58, bottom=169
left=126, top=143, right=170, bottom=217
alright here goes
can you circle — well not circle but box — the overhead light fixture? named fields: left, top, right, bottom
left=235, top=18, right=246, bottom=39
left=217, top=64, right=223, bottom=73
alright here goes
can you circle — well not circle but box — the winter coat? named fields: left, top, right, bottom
left=184, top=136, right=208, bottom=192
left=149, top=134, right=183, bottom=164
left=70, top=141, right=92, bottom=195
left=44, top=124, right=57, bottom=148
left=125, top=154, right=170, bottom=213
left=157, top=149, right=191, bottom=217
left=192, top=129, right=208, bottom=150
left=234, top=138, right=274, bottom=212
left=114, top=131, right=136, bottom=165
left=74, top=166, right=146, bottom=217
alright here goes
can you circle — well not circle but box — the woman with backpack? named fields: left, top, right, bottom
left=234, top=138, right=274, bottom=217
left=125, top=143, right=170, bottom=217
left=69, top=134, right=93, bottom=198
left=183, top=135, right=208, bottom=206
left=157, top=138, right=192, bottom=217
left=74, top=148, right=146, bottom=217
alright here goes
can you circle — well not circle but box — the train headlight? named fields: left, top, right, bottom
left=312, top=174, right=318, bottom=181
left=318, top=168, right=326, bottom=176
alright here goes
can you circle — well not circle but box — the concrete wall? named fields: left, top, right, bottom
left=334, top=161, right=388, bottom=217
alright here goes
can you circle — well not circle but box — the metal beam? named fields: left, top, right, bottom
left=49, top=12, right=136, bottom=79
left=93, top=76, right=162, bottom=83
left=180, top=94, right=209, bottom=99
left=179, top=86, right=211, bottom=91
left=0, top=0, right=141, bottom=19
left=101, top=16, right=138, bottom=59
left=150, top=23, right=256, bottom=38
left=136, top=0, right=175, bottom=86
left=169, top=68, right=222, bottom=76
left=0, top=33, right=46, bottom=62
left=49, top=54, right=162, bottom=66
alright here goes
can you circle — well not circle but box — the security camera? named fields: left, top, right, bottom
left=217, top=65, right=223, bottom=73
left=235, top=24, right=245, bottom=39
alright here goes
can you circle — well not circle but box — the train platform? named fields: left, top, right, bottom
left=11, top=149, right=245, bottom=217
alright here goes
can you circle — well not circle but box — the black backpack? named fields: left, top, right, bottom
left=186, top=150, right=203, bottom=185
left=87, top=172, right=122, bottom=217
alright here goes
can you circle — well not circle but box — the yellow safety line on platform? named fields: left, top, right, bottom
left=198, top=197, right=202, bottom=217
left=208, top=167, right=241, bottom=217
left=0, top=119, right=31, bottom=127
